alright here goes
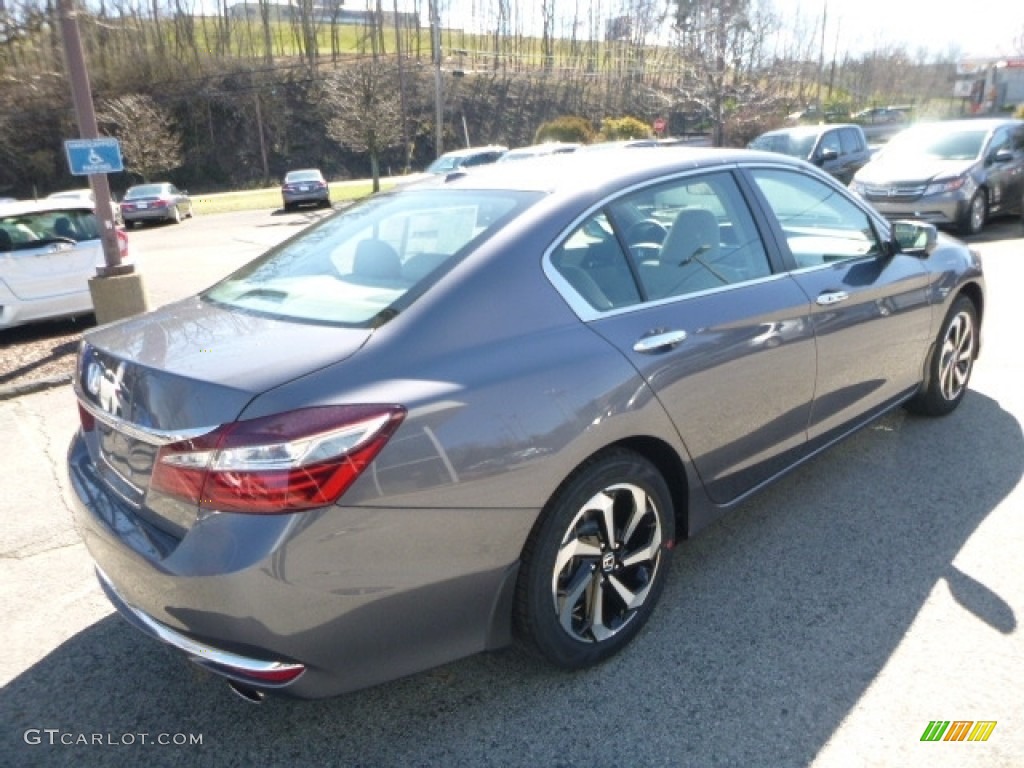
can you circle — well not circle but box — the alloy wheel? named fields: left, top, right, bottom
left=938, top=309, right=975, bottom=402
left=551, top=482, right=664, bottom=643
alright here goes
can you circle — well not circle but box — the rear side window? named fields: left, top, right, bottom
left=550, top=171, right=772, bottom=310
left=205, top=189, right=539, bottom=327
left=839, top=128, right=865, bottom=154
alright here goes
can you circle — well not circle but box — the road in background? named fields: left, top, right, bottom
left=1, top=214, right=1021, bottom=768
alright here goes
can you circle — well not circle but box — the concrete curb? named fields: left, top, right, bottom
left=0, top=374, right=73, bottom=401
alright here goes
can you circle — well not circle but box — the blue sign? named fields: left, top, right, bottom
left=65, top=138, right=124, bottom=175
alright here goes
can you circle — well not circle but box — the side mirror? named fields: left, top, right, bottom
left=817, top=147, right=839, bottom=165
left=892, top=220, right=938, bottom=256
left=991, top=148, right=1013, bottom=164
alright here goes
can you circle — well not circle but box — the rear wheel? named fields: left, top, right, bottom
left=515, top=449, right=674, bottom=669
left=171, top=205, right=182, bottom=224
left=906, top=296, right=978, bottom=416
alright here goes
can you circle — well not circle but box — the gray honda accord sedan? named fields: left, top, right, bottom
left=69, top=148, right=984, bottom=701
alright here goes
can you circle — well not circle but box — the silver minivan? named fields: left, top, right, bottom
left=850, top=118, right=1024, bottom=235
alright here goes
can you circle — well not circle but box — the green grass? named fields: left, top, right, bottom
left=191, top=180, right=393, bottom=215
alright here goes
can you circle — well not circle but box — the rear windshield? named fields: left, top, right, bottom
left=204, top=189, right=540, bottom=327
left=124, top=185, right=165, bottom=199
left=0, top=209, right=99, bottom=251
left=285, top=170, right=323, bottom=183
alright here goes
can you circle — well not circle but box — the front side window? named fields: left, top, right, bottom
left=750, top=168, right=883, bottom=268
left=550, top=171, right=772, bottom=310
left=205, top=189, right=538, bottom=326
left=819, top=131, right=841, bottom=157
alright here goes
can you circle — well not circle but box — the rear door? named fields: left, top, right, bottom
left=547, top=169, right=817, bottom=504
left=0, top=208, right=99, bottom=300
left=743, top=167, right=933, bottom=444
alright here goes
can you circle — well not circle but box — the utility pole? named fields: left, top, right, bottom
left=429, top=0, right=443, bottom=158
left=815, top=0, right=827, bottom=110
left=58, top=0, right=148, bottom=321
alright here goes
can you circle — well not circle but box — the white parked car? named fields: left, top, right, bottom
left=47, top=188, right=123, bottom=225
left=0, top=199, right=129, bottom=329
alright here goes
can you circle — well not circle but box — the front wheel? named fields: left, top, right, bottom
left=906, top=296, right=978, bottom=417
left=514, top=449, right=674, bottom=669
left=958, top=190, right=987, bottom=236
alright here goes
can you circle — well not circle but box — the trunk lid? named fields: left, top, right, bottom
left=74, top=298, right=373, bottom=530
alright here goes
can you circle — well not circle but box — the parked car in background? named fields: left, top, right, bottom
left=850, top=118, right=1024, bottom=235
left=423, top=145, right=507, bottom=175
left=0, top=199, right=129, bottom=329
left=497, top=142, right=581, bottom=162
left=852, top=106, right=911, bottom=125
left=120, top=182, right=192, bottom=227
left=69, top=147, right=984, bottom=702
left=281, top=169, right=331, bottom=211
left=748, top=123, right=871, bottom=184
left=47, top=188, right=123, bottom=224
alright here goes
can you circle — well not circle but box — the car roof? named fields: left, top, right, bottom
left=438, top=145, right=508, bottom=158
left=415, top=146, right=803, bottom=195
left=905, top=118, right=1022, bottom=132
left=0, top=199, right=94, bottom=216
left=285, top=168, right=324, bottom=176
left=761, top=123, right=857, bottom=138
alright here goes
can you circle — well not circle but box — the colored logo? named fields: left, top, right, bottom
left=920, top=721, right=997, bottom=742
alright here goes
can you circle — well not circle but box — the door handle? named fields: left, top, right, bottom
left=816, top=290, right=849, bottom=306
left=633, top=330, right=688, bottom=354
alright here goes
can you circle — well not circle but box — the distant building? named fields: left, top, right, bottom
left=955, top=57, right=1024, bottom=113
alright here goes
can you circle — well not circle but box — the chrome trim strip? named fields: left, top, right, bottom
left=96, top=567, right=304, bottom=685
left=75, top=381, right=217, bottom=446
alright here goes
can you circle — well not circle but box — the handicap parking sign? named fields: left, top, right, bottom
left=65, top=138, right=124, bottom=175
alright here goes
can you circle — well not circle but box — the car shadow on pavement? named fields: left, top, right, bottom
left=1, top=393, right=1020, bottom=767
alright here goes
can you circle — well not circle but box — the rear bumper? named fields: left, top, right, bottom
left=0, top=282, right=91, bottom=329
left=68, top=431, right=527, bottom=699
left=122, top=207, right=175, bottom=222
left=283, top=191, right=330, bottom=205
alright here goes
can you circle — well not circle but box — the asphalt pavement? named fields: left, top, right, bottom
left=1, top=211, right=1021, bottom=768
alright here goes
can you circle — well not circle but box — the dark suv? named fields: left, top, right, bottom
left=749, top=123, right=871, bottom=184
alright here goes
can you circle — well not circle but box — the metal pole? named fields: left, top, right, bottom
left=57, top=0, right=129, bottom=276
left=430, top=0, right=443, bottom=158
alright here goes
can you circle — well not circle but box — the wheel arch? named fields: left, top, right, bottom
left=614, top=435, right=691, bottom=539
left=957, top=281, right=984, bottom=343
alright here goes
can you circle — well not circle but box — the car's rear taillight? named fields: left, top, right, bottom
left=116, top=228, right=129, bottom=260
left=151, top=405, right=405, bottom=513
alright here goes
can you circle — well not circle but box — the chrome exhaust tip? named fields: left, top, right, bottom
left=227, top=679, right=266, bottom=704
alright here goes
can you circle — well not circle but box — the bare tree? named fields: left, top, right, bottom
left=98, top=93, right=183, bottom=180
left=321, top=60, right=402, bottom=192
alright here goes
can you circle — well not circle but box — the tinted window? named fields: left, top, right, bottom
left=750, top=169, right=883, bottom=269
left=205, top=189, right=539, bottom=326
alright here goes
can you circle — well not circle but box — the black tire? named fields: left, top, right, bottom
left=171, top=205, right=182, bottom=224
left=958, top=190, right=987, bottom=236
left=906, top=295, right=978, bottom=417
left=514, top=448, right=675, bottom=669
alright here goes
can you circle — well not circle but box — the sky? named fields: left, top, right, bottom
left=421, top=0, right=1023, bottom=60
left=779, top=0, right=1023, bottom=59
